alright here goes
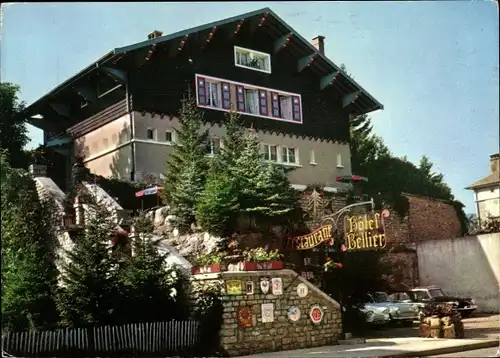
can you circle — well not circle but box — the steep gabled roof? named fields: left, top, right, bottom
left=25, top=7, right=383, bottom=128
left=466, top=172, right=500, bottom=190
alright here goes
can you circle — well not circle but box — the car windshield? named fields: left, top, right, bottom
left=372, top=292, right=391, bottom=303
left=428, top=288, right=445, bottom=298
left=412, top=291, right=429, bottom=300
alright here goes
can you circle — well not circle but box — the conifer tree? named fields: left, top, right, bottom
left=163, top=93, right=209, bottom=231
left=195, top=110, right=299, bottom=234
left=56, top=203, right=120, bottom=327
left=195, top=171, right=240, bottom=236
left=1, top=151, right=59, bottom=331
left=118, top=213, right=188, bottom=323
left=255, top=162, right=298, bottom=220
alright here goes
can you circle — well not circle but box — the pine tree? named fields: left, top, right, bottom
left=233, top=130, right=268, bottom=213
left=118, top=213, right=188, bottom=323
left=211, top=109, right=246, bottom=172
left=1, top=151, right=59, bottom=331
left=163, top=93, right=209, bottom=231
left=256, top=163, right=299, bottom=220
left=195, top=170, right=240, bottom=236
left=56, top=204, right=120, bottom=327
left=195, top=111, right=300, bottom=234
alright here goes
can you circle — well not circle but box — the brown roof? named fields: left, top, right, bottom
left=466, top=171, right=500, bottom=190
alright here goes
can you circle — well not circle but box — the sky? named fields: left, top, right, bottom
left=1, top=2, right=498, bottom=214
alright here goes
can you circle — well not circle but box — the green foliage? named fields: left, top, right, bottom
left=117, top=212, right=188, bottom=323
left=56, top=204, right=121, bottom=328
left=242, top=247, right=282, bottom=262
left=163, top=94, right=209, bottom=232
left=195, top=110, right=300, bottom=235
left=195, top=251, right=227, bottom=266
left=195, top=171, right=240, bottom=236
left=253, top=163, right=299, bottom=220
left=0, top=83, right=29, bottom=168
left=1, top=151, right=59, bottom=332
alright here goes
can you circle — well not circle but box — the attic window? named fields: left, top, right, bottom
left=234, top=46, right=271, bottom=74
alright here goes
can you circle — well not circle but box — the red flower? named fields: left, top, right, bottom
left=337, top=263, right=343, bottom=269
left=341, top=244, right=347, bottom=252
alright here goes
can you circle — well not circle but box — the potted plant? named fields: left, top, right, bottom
left=324, top=258, right=343, bottom=272
left=191, top=251, right=227, bottom=275
left=240, top=247, right=284, bottom=271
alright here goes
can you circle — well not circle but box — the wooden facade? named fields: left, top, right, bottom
left=25, top=8, right=383, bottom=185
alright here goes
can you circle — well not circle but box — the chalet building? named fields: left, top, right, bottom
left=466, top=153, right=500, bottom=222
left=24, top=8, right=383, bottom=193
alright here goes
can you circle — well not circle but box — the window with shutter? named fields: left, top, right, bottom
left=195, top=74, right=302, bottom=124
left=258, top=89, right=268, bottom=116
left=221, top=82, right=231, bottom=109
left=271, top=92, right=280, bottom=118
left=236, top=85, right=246, bottom=112
left=292, top=96, right=302, bottom=122
left=197, top=77, right=207, bottom=105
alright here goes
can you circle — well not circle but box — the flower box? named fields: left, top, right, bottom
left=191, top=264, right=222, bottom=275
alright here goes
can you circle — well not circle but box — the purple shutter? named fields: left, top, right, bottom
left=197, top=77, right=207, bottom=105
left=271, top=92, right=280, bottom=118
left=258, top=89, right=268, bottom=116
left=221, top=82, right=231, bottom=109
left=236, top=85, right=246, bottom=112
left=292, top=96, right=302, bottom=122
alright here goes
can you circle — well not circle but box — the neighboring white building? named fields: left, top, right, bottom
left=466, top=153, right=500, bottom=222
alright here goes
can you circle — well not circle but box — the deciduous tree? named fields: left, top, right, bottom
left=0, top=83, right=29, bottom=168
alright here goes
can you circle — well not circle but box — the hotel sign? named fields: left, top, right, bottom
left=288, top=210, right=389, bottom=252
left=344, top=212, right=388, bottom=251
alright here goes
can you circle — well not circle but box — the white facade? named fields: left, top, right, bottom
left=467, top=153, right=500, bottom=222
left=474, top=186, right=500, bottom=221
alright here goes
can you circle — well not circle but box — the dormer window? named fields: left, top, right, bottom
left=234, top=46, right=271, bottom=74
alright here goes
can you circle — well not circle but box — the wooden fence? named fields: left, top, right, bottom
left=1, top=320, right=200, bottom=357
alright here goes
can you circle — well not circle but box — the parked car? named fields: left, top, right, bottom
left=390, top=286, right=477, bottom=318
left=358, top=303, right=391, bottom=325
left=389, top=291, right=427, bottom=320
left=344, top=296, right=392, bottom=326
left=359, top=291, right=420, bottom=325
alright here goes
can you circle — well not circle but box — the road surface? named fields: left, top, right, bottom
left=430, top=346, right=500, bottom=357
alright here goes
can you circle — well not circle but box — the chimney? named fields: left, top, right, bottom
left=147, top=30, right=163, bottom=40
left=29, top=164, right=47, bottom=177
left=312, top=35, right=325, bottom=55
left=490, top=153, right=500, bottom=173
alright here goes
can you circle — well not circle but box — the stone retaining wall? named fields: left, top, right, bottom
left=196, top=269, right=342, bottom=356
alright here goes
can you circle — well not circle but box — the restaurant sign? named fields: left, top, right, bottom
left=344, top=211, right=389, bottom=251
left=288, top=225, right=333, bottom=250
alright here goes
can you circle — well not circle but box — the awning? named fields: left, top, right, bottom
left=135, top=185, right=164, bottom=198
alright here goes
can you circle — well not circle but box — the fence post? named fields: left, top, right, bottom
left=87, top=326, right=95, bottom=358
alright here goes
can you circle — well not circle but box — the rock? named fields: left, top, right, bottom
left=165, top=215, right=176, bottom=224
left=154, top=208, right=165, bottom=225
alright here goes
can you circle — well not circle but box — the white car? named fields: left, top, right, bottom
left=359, top=303, right=391, bottom=325
left=362, top=292, right=420, bottom=325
